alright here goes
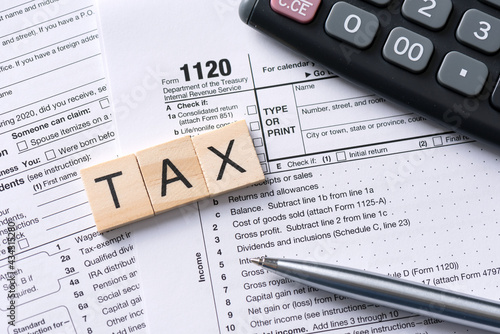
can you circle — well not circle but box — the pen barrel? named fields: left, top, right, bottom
left=262, top=258, right=500, bottom=333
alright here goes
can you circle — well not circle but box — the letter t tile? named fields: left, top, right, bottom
left=80, top=154, right=154, bottom=232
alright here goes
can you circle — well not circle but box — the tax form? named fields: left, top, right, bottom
left=0, top=0, right=147, bottom=332
left=97, top=1, right=500, bottom=333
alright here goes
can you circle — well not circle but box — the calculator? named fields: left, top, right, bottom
left=239, top=0, right=500, bottom=149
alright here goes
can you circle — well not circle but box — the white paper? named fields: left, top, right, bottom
left=0, top=1, right=148, bottom=332
left=97, top=1, right=500, bottom=333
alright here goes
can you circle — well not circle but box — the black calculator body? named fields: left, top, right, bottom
left=240, top=0, right=500, bottom=149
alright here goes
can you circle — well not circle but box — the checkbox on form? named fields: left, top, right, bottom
left=250, top=121, right=260, bottom=131
left=433, top=136, right=443, bottom=146
left=100, top=98, right=110, bottom=109
left=18, top=238, right=29, bottom=249
left=45, top=149, right=56, bottom=160
left=17, top=141, right=28, bottom=151
left=247, top=105, right=257, bottom=115
left=336, top=151, right=347, bottom=161
left=253, top=138, right=263, bottom=147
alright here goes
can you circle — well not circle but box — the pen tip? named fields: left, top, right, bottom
left=250, top=257, right=263, bottom=266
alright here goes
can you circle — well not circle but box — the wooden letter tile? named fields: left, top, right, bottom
left=80, top=154, right=154, bottom=232
left=136, top=136, right=209, bottom=214
left=191, top=120, right=265, bottom=196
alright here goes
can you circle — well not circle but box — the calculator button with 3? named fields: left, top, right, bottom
left=456, top=9, right=500, bottom=54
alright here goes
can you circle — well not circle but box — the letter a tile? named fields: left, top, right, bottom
left=136, top=136, right=209, bottom=214
left=192, top=120, right=265, bottom=196
left=80, top=154, right=154, bottom=232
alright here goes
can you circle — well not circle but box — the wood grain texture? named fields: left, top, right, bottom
left=136, top=136, right=209, bottom=214
left=191, top=120, right=265, bottom=197
left=80, top=154, right=154, bottom=232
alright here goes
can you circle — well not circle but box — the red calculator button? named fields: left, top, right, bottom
left=270, top=0, right=321, bottom=24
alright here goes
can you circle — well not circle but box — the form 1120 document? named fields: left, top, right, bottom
left=97, top=1, right=500, bottom=333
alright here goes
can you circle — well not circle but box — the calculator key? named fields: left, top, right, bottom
left=401, top=0, right=453, bottom=31
left=382, top=27, right=434, bottom=73
left=491, top=77, right=500, bottom=110
left=325, top=2, right=380, bottom=49
left=270, top=0, right=321, bottom=24
left=362, top=0, right=391, bottom=6
left=437, top=51, right=488, bottom=97
left=456, top=9, right=500, bottom=54
left=480, top=0, right=500, bottom=10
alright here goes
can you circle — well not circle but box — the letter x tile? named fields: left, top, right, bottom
left=191, top=120, right=265, bottom=196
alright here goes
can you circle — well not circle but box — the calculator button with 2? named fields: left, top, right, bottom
left=402, top=0, right=453, bottom=30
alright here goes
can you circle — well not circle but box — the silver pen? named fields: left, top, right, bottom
left=251, top=257, right=500, bottom=333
